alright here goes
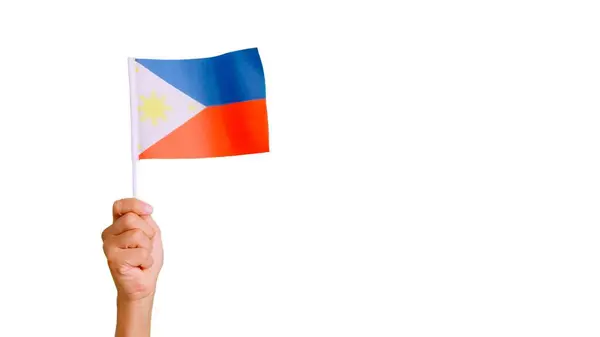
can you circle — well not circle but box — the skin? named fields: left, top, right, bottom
left=102, top=198, right=164, bottom=337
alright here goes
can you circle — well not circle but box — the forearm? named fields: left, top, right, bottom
left=116, top=295, right=154, bottom=337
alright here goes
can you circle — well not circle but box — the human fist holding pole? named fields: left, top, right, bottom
left=102, top=198, right=164, bottom=337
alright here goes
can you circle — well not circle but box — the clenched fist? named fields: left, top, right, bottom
left=102, top=198, right=164, bottom=302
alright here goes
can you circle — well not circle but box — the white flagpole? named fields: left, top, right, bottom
left=127, top=57, right=139, bottom=198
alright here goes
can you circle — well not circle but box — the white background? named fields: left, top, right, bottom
left=0, top=1, right=599, bottom=336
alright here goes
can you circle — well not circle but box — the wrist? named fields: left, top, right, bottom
left=116, top=294, right=155, bottom=337
left=117, top=293, right=155, bottom=308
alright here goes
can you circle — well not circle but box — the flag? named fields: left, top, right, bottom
left=128, top=47, right=269, bottom=160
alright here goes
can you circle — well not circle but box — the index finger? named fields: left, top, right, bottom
left=112, top=198, right=153, bottom=221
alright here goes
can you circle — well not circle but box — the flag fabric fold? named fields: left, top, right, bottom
left=129, top=47, right=269, bottom=160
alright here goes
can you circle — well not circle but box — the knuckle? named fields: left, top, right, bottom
left=113, top=199, right=123, bottom=214
left=101, top=227, right=109, bottom=241
left=122, top=213, right=139, bottom=226
left=145, top=256, right=155, bottom=268
left=106, top=256, right=120, bottom=270
left=131, top=229, right=146, bottom=244
left=117, top=265, right=130, bottom=275
left=103, top=238, right=118, bottom=254
left=102, top=240, right=111, bottom=253
left=131, top=228, right=144, bottom=238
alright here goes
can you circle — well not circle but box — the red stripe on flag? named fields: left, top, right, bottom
left=140, top=99, right=269, bottom=159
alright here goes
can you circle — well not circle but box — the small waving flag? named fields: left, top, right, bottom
left=127, top=48, right=269, bottom=161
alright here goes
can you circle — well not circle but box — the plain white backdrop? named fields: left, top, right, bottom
left=0, top=0, right=599, bottom=336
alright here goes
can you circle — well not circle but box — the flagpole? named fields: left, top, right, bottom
left=127, top=57, right=139, bottom=198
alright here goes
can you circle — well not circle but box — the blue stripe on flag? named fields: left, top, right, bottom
left=136, top=48, right=266, bottom=107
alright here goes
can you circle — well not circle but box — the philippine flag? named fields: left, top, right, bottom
left=128, top=48, right=269, bottom=160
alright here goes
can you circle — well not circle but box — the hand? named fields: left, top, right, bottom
left=102, top=198, right=164, bottom=302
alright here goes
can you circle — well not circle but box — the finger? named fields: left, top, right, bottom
left=108, top=248, right=153, bottom=272
left=103, top=212, right=155, bottom=239
left=112, top=198, right=153, bottom=221
left=122, top=249, right=153, bottom=269
left=108, top=228, right=152, bottom=250
left=141, top=215, right=161, bottom=235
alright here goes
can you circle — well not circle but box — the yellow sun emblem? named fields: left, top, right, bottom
left=139, top=92, right=171, bottom=126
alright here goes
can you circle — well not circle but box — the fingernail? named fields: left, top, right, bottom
left=144, top=203, right=153, bottom=214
